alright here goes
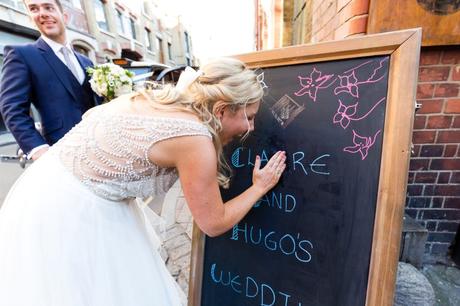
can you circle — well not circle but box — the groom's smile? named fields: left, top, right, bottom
left=24, top=0, right=68, bottom=44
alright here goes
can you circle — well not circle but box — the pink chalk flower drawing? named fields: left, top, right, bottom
left=294, top=68, right=335, bottom=102
left=333, top=100, right=357, bottom=129
left=343, top=130, right=382, bottom=160
left=333, top=97, right=385, bottom=130
left=334, top=71, right=359, bottom=97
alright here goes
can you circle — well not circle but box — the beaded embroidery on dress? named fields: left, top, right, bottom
left=52, top=109, right=211, bottom=201
left=0, top=106, right=211, bottom=306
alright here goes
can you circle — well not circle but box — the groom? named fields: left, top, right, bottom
left=0, top=0, right=99, bottom=160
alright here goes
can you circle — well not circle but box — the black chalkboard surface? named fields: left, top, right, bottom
left=200, top=56, right=389, bottom=306
left=188, top=29, right=421, bottom=306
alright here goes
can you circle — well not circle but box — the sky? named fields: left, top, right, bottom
left=158, top=0, right=257, bottom=63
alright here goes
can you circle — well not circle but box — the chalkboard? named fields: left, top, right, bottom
left=189, top=29, right=422, bottom=306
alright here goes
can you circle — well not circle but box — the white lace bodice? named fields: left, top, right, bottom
left=51, top=109, right=211, bottom=201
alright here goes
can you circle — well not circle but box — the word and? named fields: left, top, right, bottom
left=254, top=192, right=297, bottom=213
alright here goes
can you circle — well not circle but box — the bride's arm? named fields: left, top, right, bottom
left=161, top=135, right=286, bottom=237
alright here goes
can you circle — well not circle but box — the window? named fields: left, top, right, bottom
left=121, top=14, right=133, bottom=38
left=144, top=28, right=152, bottom=51
left=94, top=0, right=108, bottom=32
left=130, top=18, right=137, bottom=40
left=73, top=45, right=89, bottom=57
left=167, top=42, right=172, bottom=60
left=116, top=10, right=124, bottom=34
left=156, top=37, right=164, bottom=63
left=0, top=0, right=25, bottom=11
left=184, top=31, right=190, bottom=53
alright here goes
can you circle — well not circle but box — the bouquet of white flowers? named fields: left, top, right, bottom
left=87, top=63, right=135, bottom=102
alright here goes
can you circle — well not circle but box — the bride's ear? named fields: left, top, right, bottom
left=213, top=101, right=227, bottom=120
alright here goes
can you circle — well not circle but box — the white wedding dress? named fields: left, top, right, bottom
left=0, top=107, right=211, bottom=306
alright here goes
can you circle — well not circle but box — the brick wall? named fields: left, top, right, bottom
left=311, top=0, right=369, bottom=42
left=407, top=46, right=460, bottom=260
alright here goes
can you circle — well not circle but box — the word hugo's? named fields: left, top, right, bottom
left=210, top=263, right=305, bottom=306
left=231, top=222, right=313, bottom=264
left=231, top=147, right=331, bottom=176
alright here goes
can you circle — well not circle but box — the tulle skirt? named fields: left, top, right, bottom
left=0, top=152, right=185, bottom=306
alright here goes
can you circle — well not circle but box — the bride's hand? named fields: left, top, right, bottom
left=252, top=151, right=286, bottom=194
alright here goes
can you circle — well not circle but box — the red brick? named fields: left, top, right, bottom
left=452, top=65, right=460, bottom=81
left=437, top=131, right=460, bottom=143
left=437, top=221, right=459, bottom=232
left=437, top=172, right=450, bottom=184
left=434, top=185, right=460, bottom=196
left=451, top=172, right=460, bottom=183
left=453, top=116, right=460, bottom=128
left=445, top=99, right=460, bottom=113
left=415, top=172, right=438, bottom=183
left=432, top=197, right=444, bottom=208
left=426, top=115, right=452, bottom=129
left=434, top=84, right=459, bottom=98
left=420, top=144, right=444, bottom=157
left=411, top=144, right=421, bottom=157
left=408, top=171, right=415, bottom=183
left=420, top=49, right=442, bottom=65
left=335, top=15, right=367, bottom=38
left=424, top=185, right=435, bottom=196
left=409, top=158, right=430, bottom=171
left=444, top=197, right=460, bottom=208
left=343, top=0, right=369, bottom=19
left=417, top=99, right=443, bottom=114
left=441, top=49, right=460, bottom=64
left=407, top=184, right=423, bottom=196
left=431, top=243, right=451, bottom=254
left=413, top=131, right=436, bottom=143
left=422, top=209, right=460, bottom=220
left=428, top=232, right=456, bottom=243
left=417, top=84, right=435, bottom=99
left=408, top=197, right=430, bottom=208
left=418, top=67, right=450, bottom=82
left=444, top=145, right=458, bottom=157
left=431, top=158, right=460, bottom=170
left=413, top=115, right=426, bottom=129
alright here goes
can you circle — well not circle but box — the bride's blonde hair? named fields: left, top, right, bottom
left=136, top=57, right=263, bottom=188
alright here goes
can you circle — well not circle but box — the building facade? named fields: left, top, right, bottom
left=255, top=0, right=460, bottom=263
left=0, top=0, right=197, bottom=67
left=0, top=0, right=197, bottom=133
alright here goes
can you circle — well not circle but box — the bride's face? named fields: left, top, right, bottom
left=218, top=102, right=260, bottom=145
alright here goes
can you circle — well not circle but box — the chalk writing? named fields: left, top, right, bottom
left=231, top=147, right=331, bottom=176
left=230, top=222, right=313, bottom=264
left=210, top=263, right=305, bottom=306
left=254, top=192, right=297, bottom=213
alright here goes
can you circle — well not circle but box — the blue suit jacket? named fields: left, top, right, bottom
left=0, top=38, right=99, bottom=153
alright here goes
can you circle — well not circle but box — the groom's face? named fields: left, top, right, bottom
left=24, top=0, right=68, bottom=44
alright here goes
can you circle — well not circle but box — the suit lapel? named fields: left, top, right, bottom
left=75, top=53, right=90, bottom=82
left=36, top=38, right=78, bottom=103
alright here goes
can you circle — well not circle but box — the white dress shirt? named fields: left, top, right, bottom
left=41, top=36, right=85, bottom=84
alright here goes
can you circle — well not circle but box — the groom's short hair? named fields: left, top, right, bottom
left=23, top=0, right=64, bottom=13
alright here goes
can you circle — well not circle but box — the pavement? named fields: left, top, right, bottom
left=422, top=263, right=460, bottom=306
left=0, top=134, right=27, bottom=206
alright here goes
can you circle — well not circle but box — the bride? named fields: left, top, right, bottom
left=0, top=57, right=286, bottom=306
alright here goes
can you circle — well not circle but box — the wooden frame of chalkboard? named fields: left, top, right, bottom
left=188, top=28, right=421, bottom=306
